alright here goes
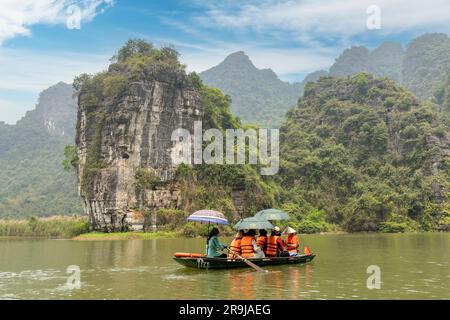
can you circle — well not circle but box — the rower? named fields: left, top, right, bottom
left=228, top=230, right=243, bottom=259
left=207, top=227, right=228, bottom=258
left=266, top=226, right=286, bottom=257
left=284, top=226, right=300, bottom=256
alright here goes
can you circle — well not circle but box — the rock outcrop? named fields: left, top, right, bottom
left=76, top=59, right=202, bottom=231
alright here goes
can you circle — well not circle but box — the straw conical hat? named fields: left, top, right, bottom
left=283, top=226, right=297, bottom=234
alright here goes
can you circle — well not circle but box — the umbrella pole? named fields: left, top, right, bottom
left=206, top=222, right=210, bottom=254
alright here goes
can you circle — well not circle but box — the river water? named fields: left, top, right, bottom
left=0, top=233, right=448, bottom=300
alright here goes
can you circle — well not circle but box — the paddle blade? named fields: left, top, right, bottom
left=244, top=259, right=268, bottom=273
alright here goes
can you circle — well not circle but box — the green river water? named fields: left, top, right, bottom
left=0, top=233, right=449, bottom=300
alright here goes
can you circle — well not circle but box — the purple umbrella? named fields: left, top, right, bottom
left=187, top=210, right=229, bottom=225
left=187, top=210, right=229, bottom=253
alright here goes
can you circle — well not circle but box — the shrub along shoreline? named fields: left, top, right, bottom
left=0, top=213, right=447, bottom=240
left=0, top=216, right=89, bottom=238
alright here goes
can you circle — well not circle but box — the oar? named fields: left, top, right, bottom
left=226, top=248, right=268, bottom=273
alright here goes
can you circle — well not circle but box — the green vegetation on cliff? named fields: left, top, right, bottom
left=434, top=69, right=450, bottom=115
left=279, top=74, right=450, bottom=232
left=403, top=33, right=450, bottom=99
left=177, top=74, right=280, bottom=221
left=74, top=40, right=280, bottom=233
left=0, top=83, right=82, bottom=218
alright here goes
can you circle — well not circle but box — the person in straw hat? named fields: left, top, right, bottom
left=266, top=226, right=287, bottom=257
left=283, top=226, right=300, bottom=256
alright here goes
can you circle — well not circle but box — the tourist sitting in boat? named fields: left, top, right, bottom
left=228, top=230, right=243, bottom=259
left=284, top=226, right=300, bottom=256
left=256, top=229, right=268, bottom=253
left=241, top=229, right=265, bottom=258
left=266, top=226, right=287, bottom=257
left=207, top=227, right=227, bottom=258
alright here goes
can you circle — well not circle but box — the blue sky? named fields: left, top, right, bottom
left=1, top=0, right=450, bottom=124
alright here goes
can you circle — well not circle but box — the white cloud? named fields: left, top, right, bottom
left=196, top=0, right=450, bottom=43
left=168, top=37, right=338, bottom=78
left=0, top=48, right=110, bottom=91
left=0, top=48, right=110, bottom=123
left=182, top=46, right=337, bottom=77
left=0, top=0, right=114, bottom=44
left=0, top=98, right=29, bottom=124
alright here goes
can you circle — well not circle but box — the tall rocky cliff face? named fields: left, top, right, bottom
left=76, top=55, right=202, bottom=231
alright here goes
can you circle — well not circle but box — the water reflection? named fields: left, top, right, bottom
left=0, top=233, right=449, bottom=299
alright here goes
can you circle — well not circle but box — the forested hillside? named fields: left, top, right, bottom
left=0, top=83, right=81, bottom=217
left=329, top=42, right=404, bottom=83
left=403, top=33, right=450, bottom=99
left=200, top=51, right=302, bottom=127
left=279, top=74, right=450, bottom=232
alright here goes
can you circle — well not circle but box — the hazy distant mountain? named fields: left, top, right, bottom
left=323, top=34, right=450, bottom=100
left=369, top=42, right=404, bottom=83
left=302, top=70, right=329, bottom=83
left=0, top=82, right=81, bottom=217
left=403, top=33, right=450, bottom=99
left=329, top=46, right=372, bottom=77
left=328, top=42, right=404, bottom=83
left=199, top=35, right=450, bottom=127
left=200, top=51, right=302, bottom=127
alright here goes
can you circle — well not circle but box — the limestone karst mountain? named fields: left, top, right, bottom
left=328, top=42, right=404, bottom=83
left=200, top=51, right=302, bottom=127
left=321, top=34, right=450, bottom=101
left=0, top=82, right=81, bottom=217
left=280, top=74, right=450, bottom=232
left=74, top=41, right=276, bottom=231
left=402, top=33, right=450, bottom=99
left=3, top=33, right=450, bottom=225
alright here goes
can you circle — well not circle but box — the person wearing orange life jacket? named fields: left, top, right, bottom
left=228, top=231, right=243, bottom=259
left=240, top=229, right=260, bottom=259
left=284, top=226, right=300, bottom=256
left=266, top=226, right=286, bottom=257
left=256, top=229, right=268, bottom=253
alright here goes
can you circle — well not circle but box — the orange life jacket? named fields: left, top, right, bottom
left=240, top=236, right=255, bottom=258
left=286, top=234, right=299, bottom=253
left=266, top=235, right=280, bottom=257
left=304, top=246, right=311, bottom=256
left=256, top=235, right=267, bottom=251
left=228, top=237, right=242, bottom=258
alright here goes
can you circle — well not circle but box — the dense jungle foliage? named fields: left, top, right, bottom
left=278, top=73, right=450, bottom=232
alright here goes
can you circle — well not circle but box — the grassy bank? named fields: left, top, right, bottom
left=0, top=216, right=89, bottom=238
left=72, top=231, right=179, bottom=240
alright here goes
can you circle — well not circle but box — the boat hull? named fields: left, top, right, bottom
left=173, top=254, right=315, bottom=270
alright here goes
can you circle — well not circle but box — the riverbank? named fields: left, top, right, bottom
left=0, top=216, right=89, bottom=238
left=0, top=217, right=183, bottom=240
left=72, top=231, right=179, bottom=240
left=1, top=216, right=446, bottom=240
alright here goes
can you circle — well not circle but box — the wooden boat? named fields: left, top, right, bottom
left=173, top=253, right=316, bottom=270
